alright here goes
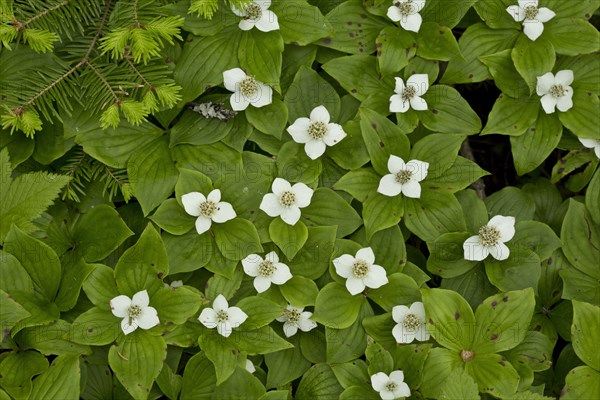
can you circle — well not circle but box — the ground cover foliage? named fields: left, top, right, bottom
left=0, top=0, right=599, bottom=399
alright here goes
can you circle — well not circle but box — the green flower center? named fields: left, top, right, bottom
left=395, top=169, right=413, bottom=184
left=199, top=201, right=217, bottom=218
left=308, top=121, right=328, bottom=140
left=216, top=310, right=229, bottom=323
left=240, top=76, right=258, bottom=97
left=403, top=313, right=421, bottom=330
left=284, top=308, right=302, bottom=324
left=128, top=304, right=142, bottom=319
left=279, top=191, right=296, bottom=207
left=386, top=381, right=398, bottom=392
left=550, top=84, right=565, bottom=98
left=402, top=85, right=417, bottom=101
left=352, top=259, right=370, bottom=279
left=396, top=0, right=414, bottom=16
left=478, top=225, right=501, bottom=246
left=258, top=260, right=276, bottom=277
left=245, top=2, right=262, bottom=20
left=524, top=5, right=539, bottom=20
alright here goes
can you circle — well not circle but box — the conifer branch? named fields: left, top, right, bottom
left=22, top=0, right=71, bottom=28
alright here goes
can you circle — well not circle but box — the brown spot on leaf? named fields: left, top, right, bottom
left=454, top=312, right=460, bottom=320
left=502, top=296, right=508, bottom=302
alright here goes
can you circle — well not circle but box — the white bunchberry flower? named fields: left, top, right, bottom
left=378, top=155, right=429, bottom=199
left=390, top=74, right=429, bottom=113
left=506, top=0, right=555, bottom=41
left=536, top=70, right=574, bottom=114
left=245, top=359, right=256, bottom=373
left=286, top=105, right=347, bottom=160
left=387, top=0, right=426, bottom=32
left=110, top=290, right=160, bottom=335
left=242, top=251, right=293, bottom=293
left=198, top=294, right=248, bottom=338
left=579, top=138, right=600, bottom=159
left=182, top=189, right=236, bottom=235
left=276, top=304, right=318, bottom=337
left=333, top=247, right=389, bottom=295
left=232, top=0, right=279, bottom=32
left=392, top=302, right=430, bottom=344
left=463, top=215, right=516, bottom=261
left=259, top=178, right=313, bottom=225
left=223, top=68, right=273, bottom=111
left=371, top=371, right=411, bottom=400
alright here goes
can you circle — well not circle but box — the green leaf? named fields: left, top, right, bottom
left=484, top=186, right=536, bottom=222
left=427, top=232, right=475, bottom=278
left=29, top=355, right=80, bottom=400
left=150, top=199, right=195, bottom=235
left=404, top=192, right=467, bottom=242
left=156, top=363, right=182, bottom=400
left=334, top=168, right=380, bottom=202
left=276, top=141, right=322, bottom=184
left=71, top=204, right=134, bottom=262
left=0, top=148, right=69, bottom=242
left=4, top=226, right=61, bottom=301
left=331, top=360, right=370, bottom=389
left=13, top=320, right=90, bottom=356
left=234, top=325, right=293, bottom=354
left=269, top=216, right=308, bottom=261
left=367, top=273, right=421, bottom=312
left=511, top=221, right=562, bottom=260
left=571, top=300, right=600, bottom=370
left=439, top=368, right=480, bottom=400
left=484, top=247, right=541, bottom=292
left=482, top=94, right=539, bottom=136
left=465, top=353, right=520, bottom=398
left=174, top=168, right=213, bottom=204
left=174, top=27, right=242, bottom=102
left=503, top=331, right=554, bottom=373
left=411, top=134, right=465, bottom=179
left=213, top=218, right=263, bottom=261
left=376, top=26, right=417, bottom=76
left=339, top=386, right=380, bottom=400
left=559, top=91, right=600, bottom=138
left=561, top=366, right=600, bottom=400
left=421, top=0, right=479, bottom=28
left=270, top=0, right=332, bottom=45
left=511, top=113, right=563, bottom=175
left=366, top=342, right=393, bottom=375
left=326, top=301, right=372, bottom=363
left=302, top=188, right=362, bottom=238
left=420, top=85, right=482, bottom=134
left=0, top=289, right=30, bottom=334
left=151, top=285, right=201, bottom=325
left=128, top=137, right=178, bottom=216
left=288, top=226, right=337, bottom=279
left=284, top=66, right=341, bottom=123
left=420, top=348, right=461, bottom=399
left=54, top=254, right=94, bottom=311
left=109, top=333, right=167, bottom=400
left=424, top=157, right=489, bottom=194
left=561, top=200, right=600, bottom=278
left=83, top=264, right=120, bottom=310
left=421, top=288, right=476, bottom=351
left=479, top=49, right=529, bottom=98
left=68, top=307, right=120, bottom=345
left=417, top=21, right=462, bottom=61
left=363, top=193, right=403, bottom=240
left=312, top=282, right=365, bottom=329
left=280, top=275, right=319, bottom=307
left=511, top=35, right=556, bottom=94
left=322, top=55, right=392, bottom=101
left=180, top=352, right=216, bottom=399
left=0, top=350, right=48, bottom=400
left=546, top=18, right=600, bottom=56
left=245, top=98, right=288, bottom=139
left=236, top=296, right=282, bottom=330
left=471, top=288, right=535, bottom=353
left=265, top=337, right=312, bottom=388
left=163, top=230, right=213, bottom=274
left=295, top=363, right=343, bottom=400
left=587, top=169, right=600, bottom=225
left=442, top=24, right=519, bottom=84
left=198, top=332, right=239, bottom=385
left=239, top=30, right=283, bottom=86
left=213, top=367, right=266, bottom=399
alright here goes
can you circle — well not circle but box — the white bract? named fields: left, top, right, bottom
left=276, top=304, right=318, bottom=337
left=198, top=294, right=248, bottom=338
left=579, top=138, right=600, bottom=159
left=506, top=0, right=555, bottom=41
left=242, top=251, right=293, bottom=292
left=110, top=290, right=160, bottom=335
left=232, top=0, right=279, bottom=32
left=286, top=105, right=347, bottom=160
left=259, top=178, right=313, bottom=225
left=223, top=68, right=273, bottom=111
left=392, top=302, right=430, bottom=344
left=371, top=370, right=411, bottom=400
left=333, top=247, right=389, bottom=295
left=463, top=215, right=516, bottom=261
left=387, top=0, right=426, bottom=32
left=378, top=155, right=429, bottom=199
left=390, top=74, right=429, bottom=113
left=245, top=359, right=256, bottom=373
left=182, top=189, right=236, bottom=235
left=536, top=70, right=574, bottom=114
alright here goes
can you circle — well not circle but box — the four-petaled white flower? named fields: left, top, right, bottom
left=287, top=105, right=347, bottom=160
left=223, top=68, right=273, bottom=111
left=182, top=189, right=236, bottom=235
left=392, top=302, right=430, bottom=344
left=579, top=138, right=600, bottom=159
left=371, top=370, right=411, bottom=400
left=259, top=178, right=313, bottom=225
left=536, top=70, right=574, bottom=114
left=242, top=251, right=293, bottom=292
left=390, top=74, right=429, bottom=113
left=333, top=247, right=389, bottom=295
left=232, top=0, right=279, bottom=32
left=506, top=0, right=555, bottom=41
left=199, top=294, right=248, bottom=338
left=378, top=155, right=429, bottom=199
left=463, top=215, right=516, bottom=261
left=276, top=304, right=318, bottom=337
left=110, top=290, right=160, bottom=335
left=387, top=0, right=426, bottom=33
